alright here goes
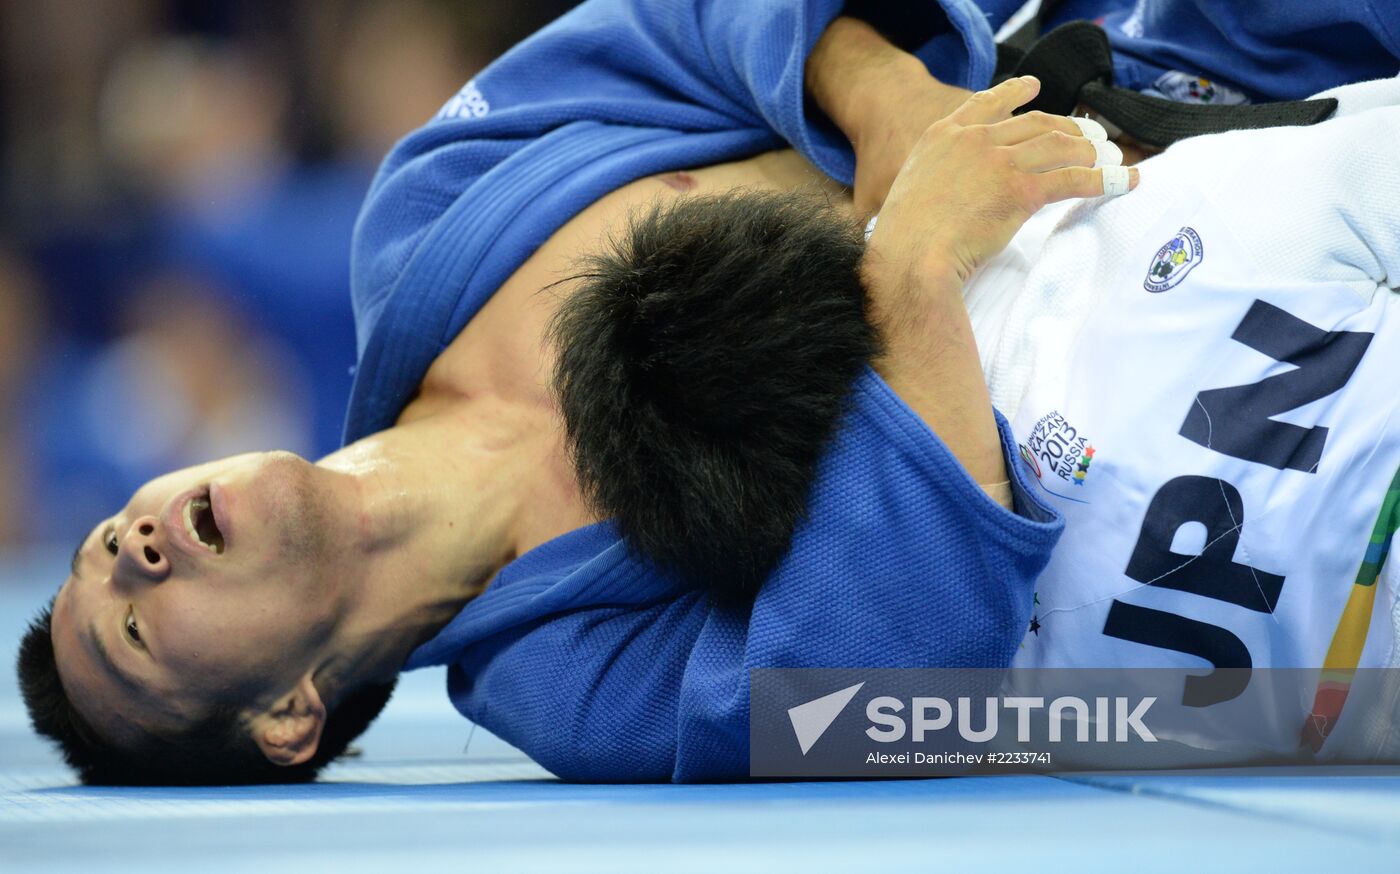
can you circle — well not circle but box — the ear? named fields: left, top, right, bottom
left=247, top=673, right=327, bottom=768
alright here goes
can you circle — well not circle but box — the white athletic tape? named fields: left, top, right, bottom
left=1071, top=115, right=1109, bottom=143
left=1092, top=139, right=1123, bottom=169
left=1101, top=164, right=1131, bottom=197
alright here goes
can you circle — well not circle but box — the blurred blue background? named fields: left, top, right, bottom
left=0, top=0, right=578, bottom=552
left=2, top=6, right=1399, bottom=870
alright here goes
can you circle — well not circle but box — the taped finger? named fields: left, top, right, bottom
left=1102, top=165, right=1132, bottom=197
left=1037, top=165, right=1140, bottom=204
left=1093, top=139, right=1123, bottom=169
left=1071, top=116, right=1109, bottom=143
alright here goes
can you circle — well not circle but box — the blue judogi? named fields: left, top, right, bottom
left=977, top=0, right=1400, bottom=100
left=344, top=0, right=1397, bottom=780
left=346, top=0, right=1061, bottom=782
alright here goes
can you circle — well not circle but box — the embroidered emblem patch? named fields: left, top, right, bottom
left=1150, top=71, right=1248, bottom=106
left=1144, top=226, right=1203, bottom=293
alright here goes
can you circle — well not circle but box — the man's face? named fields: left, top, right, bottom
left=51, top=451, right=342, bottom=746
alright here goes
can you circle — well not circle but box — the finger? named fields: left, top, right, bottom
left=950, top=75, right=1041, bottom=126
left=1008, top=130, right=1120, bottom=172
left=1036, top=165, right=1140, bottom=204
left=986, top=110, right=1082, bottom=145
left=1070, top=116, right=1109, bottom=143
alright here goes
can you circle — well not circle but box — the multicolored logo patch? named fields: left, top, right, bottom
left=1144, top=226, right=1203, bottom=293
left=1151, top=71, right=1248, bottom=106
left=1027, top=411, right=1094, bottom=486
left=1018, top=443, right=1043, bottom=480
left=1072, top=444, right=1096, bottom=486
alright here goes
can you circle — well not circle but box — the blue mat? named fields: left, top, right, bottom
left=3, top=547, right=1397, bottom=872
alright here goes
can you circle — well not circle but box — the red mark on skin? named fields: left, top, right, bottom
left=659, top=171, right=697, bottom=192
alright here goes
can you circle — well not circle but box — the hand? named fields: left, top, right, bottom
left=865, top=76, right=1140, bottom=294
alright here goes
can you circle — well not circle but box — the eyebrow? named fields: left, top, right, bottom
left=89, top=619, right=143, bottom=700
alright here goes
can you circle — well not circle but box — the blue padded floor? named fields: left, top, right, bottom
left=3, top=546, right=1398, bottom=872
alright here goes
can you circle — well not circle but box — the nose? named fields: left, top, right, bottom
left=115, top=515, right=172, bottom=583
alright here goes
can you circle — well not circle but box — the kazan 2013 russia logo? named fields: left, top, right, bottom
left=1144, top=226, right=1203, bottom=293
left=1017, top=410, right=1096, bottom=505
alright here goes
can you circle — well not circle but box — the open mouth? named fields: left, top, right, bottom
left=183, top=490, right=225, bottom=554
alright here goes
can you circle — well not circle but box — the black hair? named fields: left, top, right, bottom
left=549, top=188, right=879, bottom=600
left=16, top=599, right=396, bottom=785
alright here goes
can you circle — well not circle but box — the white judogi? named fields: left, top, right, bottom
left=963, top=79, right=1400, bottom=759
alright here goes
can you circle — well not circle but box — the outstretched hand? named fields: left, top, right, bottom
left=865, top=75, right=1139, bottom=291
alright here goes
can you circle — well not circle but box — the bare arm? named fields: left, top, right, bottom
left=804, top=16, right=971, bottom=214
left=861, top=78, right=1139, bottom=489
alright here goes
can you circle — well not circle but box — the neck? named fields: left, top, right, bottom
left=310, top=398, right=554, bottom=695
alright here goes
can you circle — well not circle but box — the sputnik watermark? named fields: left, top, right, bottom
left=751, top=668, right=1400, bottom=777
left=864, top=695, right=1156, bottom=744
left=785, top=686, right=1156, bottom=763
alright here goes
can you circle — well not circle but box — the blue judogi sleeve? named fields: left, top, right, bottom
left=976, top=0, right=1400, bottom=101
left=1089, top=0, right=1400, bottom=99
left=408, top=375, right=1062, bottom=782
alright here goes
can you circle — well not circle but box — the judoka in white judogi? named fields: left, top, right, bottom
left=962, top=78, right=1400, bottom=761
